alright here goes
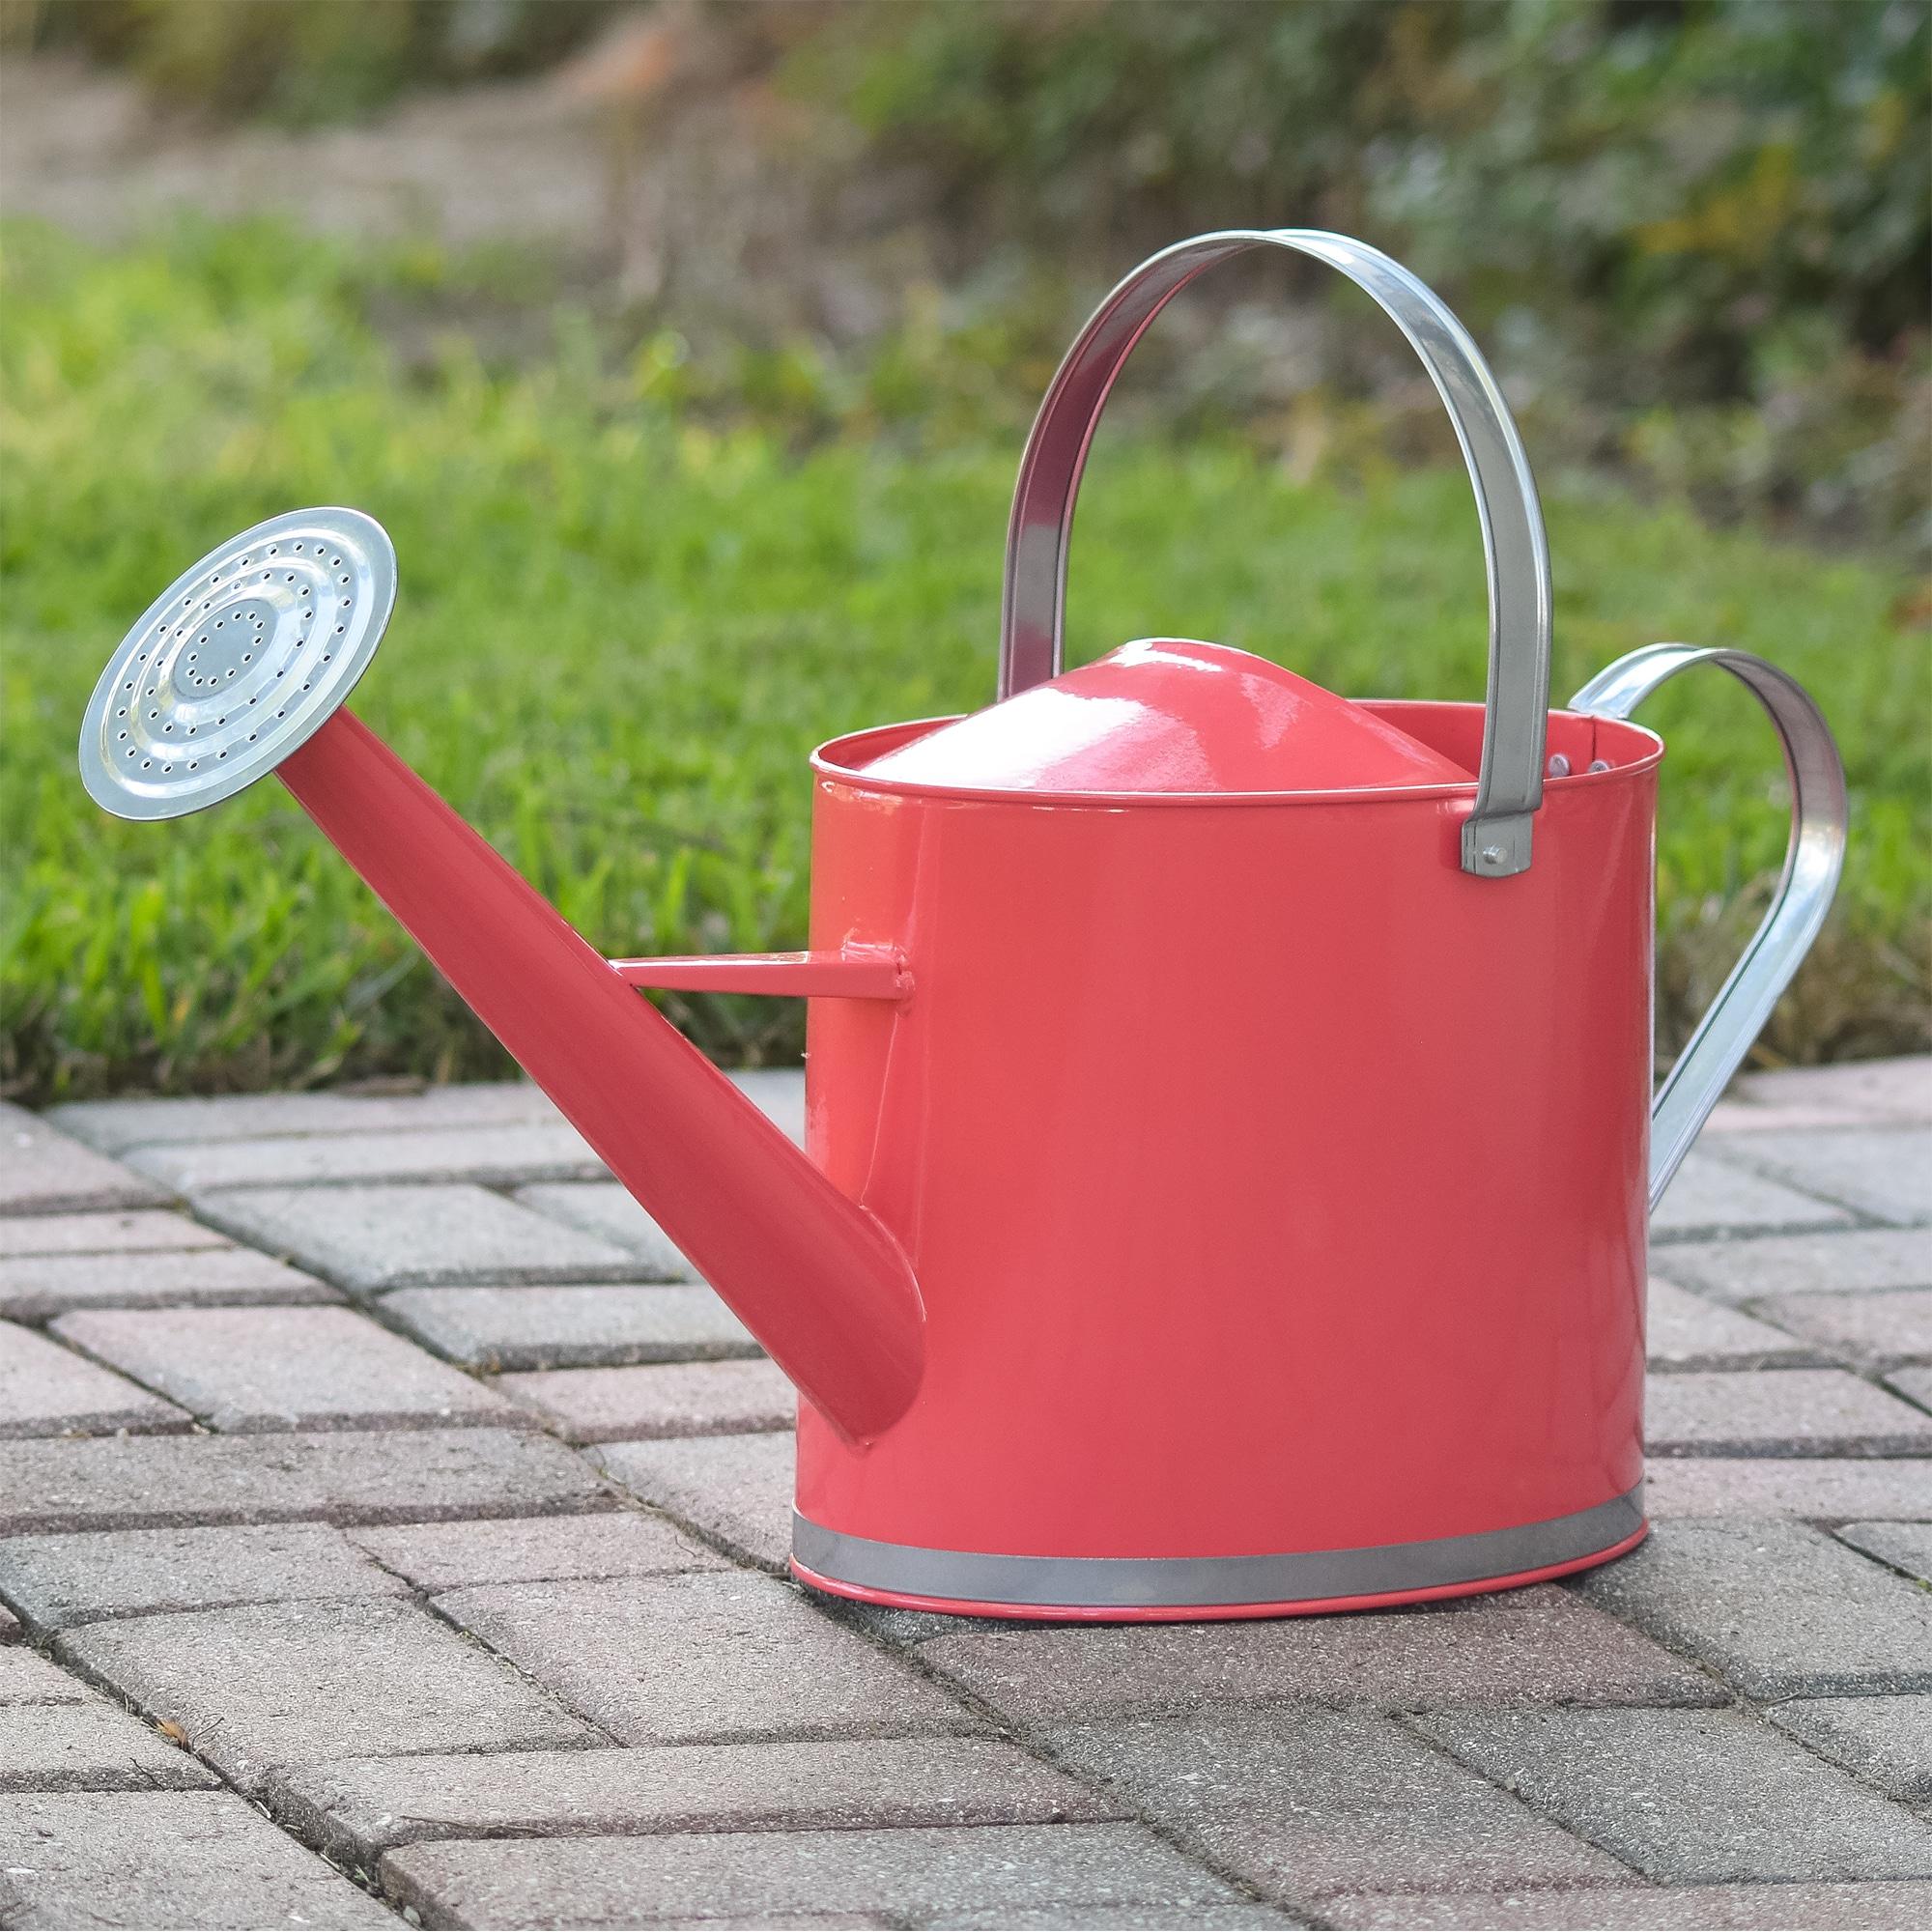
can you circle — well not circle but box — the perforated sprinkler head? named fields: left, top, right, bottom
left=78, top=507, right=396, bottom=820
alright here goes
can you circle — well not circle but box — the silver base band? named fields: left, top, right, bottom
left=794, top=1484, right=1644, bottom=1610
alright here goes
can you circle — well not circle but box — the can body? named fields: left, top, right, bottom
left=792, top=700, right=1663, bottom=1618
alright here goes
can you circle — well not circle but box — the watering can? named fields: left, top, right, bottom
left=78, top=231, right=1846, bottom=1620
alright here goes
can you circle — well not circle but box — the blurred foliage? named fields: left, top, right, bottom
left=7, top=0, right=1927, bottom=548
left=6, top=0, right=623, bottom=123
left=791, top=0, right=1931, bottom=545
left=3, top=217, right=1926, bottom=1102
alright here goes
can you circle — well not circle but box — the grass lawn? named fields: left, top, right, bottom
left=4, top=220, right=1926, bottom=1102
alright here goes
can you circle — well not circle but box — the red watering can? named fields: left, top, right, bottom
left=79, top=231, right=1846, bottom=1620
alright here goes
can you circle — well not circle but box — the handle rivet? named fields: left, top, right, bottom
left=1481, top=845, right=1504, bottom=865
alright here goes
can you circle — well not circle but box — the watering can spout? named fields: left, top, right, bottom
left=276, top=713, right=925, bottom=1442
left=77, top=510, right=923, bottom=1445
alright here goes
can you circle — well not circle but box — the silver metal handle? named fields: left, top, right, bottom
left=1000, top=227, right=1553, bottom=877
left=1570, top=644, right=1848, bottom=1208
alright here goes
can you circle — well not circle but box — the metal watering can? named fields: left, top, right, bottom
left=79, top=231, right=1846, bottom=1620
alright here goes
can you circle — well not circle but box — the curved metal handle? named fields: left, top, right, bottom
left=1570, top=645, right=1848, bottom=1208
left=1000, top=227, right=1553, bottom=877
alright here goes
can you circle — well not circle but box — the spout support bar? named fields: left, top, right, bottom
left=612, top=947, right=911, bottom=1001
left=275, top=710, right=925, bottom=1443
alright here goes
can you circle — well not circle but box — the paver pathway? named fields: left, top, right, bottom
left=1, top=1060, right=1928, bottom=1929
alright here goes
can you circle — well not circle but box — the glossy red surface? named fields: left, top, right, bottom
left=274, top=682, right=1665, bottom=1619
left=859, top=639, right=1472, bottom=795
left=276, top=712, right=923, bottom=1443
left=794, top=698, right=1662, bottom=1577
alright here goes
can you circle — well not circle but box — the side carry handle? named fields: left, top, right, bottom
left=1571, top=645, right=1848, bottom=1208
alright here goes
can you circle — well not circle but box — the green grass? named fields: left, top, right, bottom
left=4, top=219, right=1926, bottom=1102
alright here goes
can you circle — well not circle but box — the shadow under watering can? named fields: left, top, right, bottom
left=79, top=229, right=1846, bottom=1621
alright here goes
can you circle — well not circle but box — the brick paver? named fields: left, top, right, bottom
left=1415, top=1706, right=1932, bottom=1881
left=0, top=1208, right=227, bottom=1258
left=0, top=1319, right=190, bottom=1436
left=0, top=1696, right=223, bottom=1791
left=1889, top=1363, right=1932, bottom=1410
left=1644, top=1281, right=1821, bottom=1369
left=1643, top=1367, right=1932, bottom=1456
left=0, top=1426, right=608, bottom=1533
left=513, top=1182, right=697, bottom=1278
left=270, top=1737, right=1123, bottom=1864
left=384, top=1282, right=756, bottom=1369
left=1719, top=1127, right=1932, bottom=1223
left=381, top=1824, right=1247, bottom=1929
left=52, top=1303, right=522, bottom=1432
left=1645, top=1456, right=1932, bottom=1520
left=125, top=1120, right=607, bottom=1192
left=1732, top=1055, right=1932, bottom=1123
left=1837, top=1520, right=1932, bottom=1582
left=1576, top=1518, right=1932, bottom=1697
left=346, top=1510, right=724, bottom=1589
left=593, top=1432, right=797, bottom=1569
left=1323, top=1883, right=1932, bottom=1928
left=1045, top=1704, right=1626, bottom=1900
left=1755, top=1289, right=1932, bottom=1364
left=3, top=1055, right=1928, bottom=1929
left=1655, top=1226, right=1932, bottom=1301
left=912, top=1585, right=1716, bottom=1724
left=0, top=1645, right=89, bottom=1703
left=0, top=1100, right=169, bottom=1215
left=0, top=1523, right=410, bottom=1635
left=434, top=1572, right=979, bottom=1744
left=1650, top=1150, right=1853, bottom=1241
left=1767, top=1695, right=1932, bottom=1803
left=59, top=1598, right=604, bottom=1791
left=48, top=1080, right=564, bottom=1151
left=0, top=1790, right=400, bottom=1927
left=194, top=1182, right=643, bottom=1291
left=0, top=1244, right=335, bottom=1320
left=497, top=1358, right=795, bottom=1441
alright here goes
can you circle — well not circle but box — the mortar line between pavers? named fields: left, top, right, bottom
left=1653, top=1225, right=1932, bottom=1291
left=12, top=1625, right=401, bottom=1909
left=1700, top=1282, right=1932, bottom=1338
left=2, top=1316, right=200, bottom=1416
left=1295, top=1871, right=1932, bottom=1932
left=355, top=1289, right=489, bottom=1365
left=0, top=1199, right=184, bottom=1222
left=583, top=1448, right=794, bottom=1577
left=1386, top=1695, right=1708, bottom=1896
left=14, top=1289, right=569, bottom=1436
left=1548, top=1554, right=1932, bottom=1807
left=1688, top=1138, right=1928, bottom=1232
left=1641, top=1250, right=1932, bottom=1428
left=800, top=1602, right=1313, bottom=1923
left=46, top=1612, right=628, bottom=1782
left=0, top=1493, right=625, bottom=1539
left=1732, top=1313, right=1926, bottom=1378
left=409, top=1580, right=633, bottom=1750
left=551, top=1440, right=1299, bottom=1916
left=1736, top=1676, right=1932, bottom=1805
left=1824, top=1522, right=1932, bottom=1586
left=1652, top=1263, right=1932, bottom=1393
